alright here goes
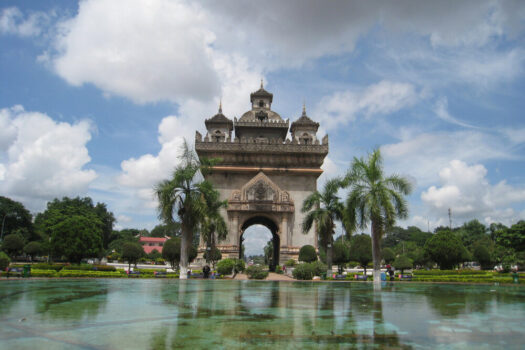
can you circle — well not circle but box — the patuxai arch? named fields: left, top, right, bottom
left=195, top=83, right=328, bottom=268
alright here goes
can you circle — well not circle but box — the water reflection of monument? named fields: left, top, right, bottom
left=155, top=282, right=407, bottom=348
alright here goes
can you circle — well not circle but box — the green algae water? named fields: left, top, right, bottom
left=0, top=279, right=524, bottom=349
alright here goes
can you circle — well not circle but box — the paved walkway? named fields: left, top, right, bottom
left=234, top=272, right=295, bottom=281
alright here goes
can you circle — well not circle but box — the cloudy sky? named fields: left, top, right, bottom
left=1, top=0, right=524, bottom=256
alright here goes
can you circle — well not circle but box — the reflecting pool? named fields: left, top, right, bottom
left=0, top=279, right=524, bottom=349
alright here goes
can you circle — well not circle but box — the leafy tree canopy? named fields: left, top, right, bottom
left=299, top=244, right=317, bottom=263
left=332, top=240, right=351, bottom=273
left=382, top=247, right=395, bottom=265
left=393, top=255, right=413, bottom=274
left=424, top=230, right=466, bottom=270
left=349, top=234, right=372, bottom=273
left=121, top=242, right=144, bottom=270
left=24, top=241, right=42, bottom=259
left=150, top=222, right=181, bottom=238
left=0, top=196, right=34, bottom=241
left=161, top=237, right=197, bottom=270
left=51, top=215, right=103, bottom=263
left=496, top=220, right=525, bottom=252
left=2, top=233, right=25, bottom=258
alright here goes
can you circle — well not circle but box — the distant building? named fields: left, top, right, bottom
left=139, top=236, right=169, bottom=254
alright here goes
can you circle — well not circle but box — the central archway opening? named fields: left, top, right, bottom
left=240, top=216, right=280, bottom=272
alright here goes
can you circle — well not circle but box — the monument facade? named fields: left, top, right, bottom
left=195, top=83, right=328, bottom=266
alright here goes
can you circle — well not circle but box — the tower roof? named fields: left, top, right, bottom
left=250, top=80, right=273, bottom=103
left=290, top=104, right=319, bottom=132
left=205, top=102, right=233, bottom=130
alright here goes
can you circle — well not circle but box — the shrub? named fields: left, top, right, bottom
left=299, top=245, right=317, bottom=263
left=32, top=263, right=66, bottom=271
left=217, top=258, right=235, bottom=275
left=284, top=259, right=296, bottom=267
left=246, top=265, right=269, bottom=279
left=0, top=251, right=10, bottom=270
left=216, top=258, right=245, bottom=276
left=234, top=259, right=245, bottom=273
left=275, top=265, right=283, bottom=274
left=310, top=260, right=327, bottom=276
left=292, top=263, right=315, bottom=280
left=58, top=270, right=124, bottom=278
left=93, top=265, right=116, bottom=271
left=31, top=269, right=58, bottom=277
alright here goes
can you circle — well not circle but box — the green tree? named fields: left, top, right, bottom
left=264, top=239, right=274, bottom=265
left=343, top=149, right=412, bottom=286
left=457, top=219, right=487, bottom=250
left=34, top=197, right=111, bottom=261
left=198, top=181, right=228, bottom=266
left=203, top=246, right=222, bottom=269
left=382, top=247, right=395, bottom=265
left=298, top=244, right=317, bottom=263
left=94, top=203, right=116, bottom=250
left=108, top=229, right=140, bottom=254
left=496, top=220, right=525, bottom=252
left=161, top=237, right=197, bottom=270
left=51, top=216, right=103, bottom=263
left=0, top=251, right=10, bottom=270
left=0, top=196, right=34, bottom=241
left=424, top=230, right=465, bottom=270
left=473, top=244, right=493, bottom=270
left=302, top=178, right=345, bottom=276
left=148, top=249, right=162, bottom=261
left=393, top=255, right=413, bottom=274
left=349, top=234, right=373, bottom=275
left=155, top=141, right=211, bottom=279
left=150, top=222, right=181, bottom=238
left=332, top=240, right=351, bottom=274
left=24, top=241, right=42, bottom=260
left=2, top=233, right=25, bottom=259
left=121, top=242, right=144, bottom=271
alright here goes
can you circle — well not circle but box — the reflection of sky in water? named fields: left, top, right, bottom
left=0, top=280, right=524, bottom=349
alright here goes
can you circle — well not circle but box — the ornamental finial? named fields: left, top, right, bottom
left=302, top=100, right=306, bottom=116
left=260, top=79, right=263, bottom=89
left=219, top=99, right=222, bottom=113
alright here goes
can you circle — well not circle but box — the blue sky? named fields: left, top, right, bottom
left=1, top=1, right=524, bottom=256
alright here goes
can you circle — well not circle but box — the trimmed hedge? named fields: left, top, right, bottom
left=58, top=270, right=125, bottom=278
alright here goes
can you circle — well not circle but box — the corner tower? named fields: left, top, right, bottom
left=195, top=84, right=329, bottom=266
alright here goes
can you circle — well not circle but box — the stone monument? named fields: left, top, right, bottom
left=195, top=82, right=328, bottom=267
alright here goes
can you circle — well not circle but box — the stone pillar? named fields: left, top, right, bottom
left=281, top=215, right=288, bottom=246
left=232, top=213, right=239, bottom=246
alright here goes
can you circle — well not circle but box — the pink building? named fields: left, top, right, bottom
left=139, top=236, right=169, bottom=254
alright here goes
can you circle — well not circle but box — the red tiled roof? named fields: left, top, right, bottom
left=139, top=237, right=168, bottom=243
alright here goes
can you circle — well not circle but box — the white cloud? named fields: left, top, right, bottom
left=43, top=0, right=525, bottom=106
left=49, top=0, right=220, bottom=104
left=421, top=160, right=525, bottom=224
left=434, top=97, right=479, bottom=129
left=382, top=130, right=513, bottom=187
left=0, top=105, right=96, bottom=211
left=314, top=81, right=418, bottom=131
left=0, top=7, right=51, bottom=37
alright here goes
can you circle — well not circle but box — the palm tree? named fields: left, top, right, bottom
left=198, top=181, right=228, bottom=266
left=302, top=177, right=345, bottom=276
left=155, top=141, right=207, bottom=279
left=343, top=149, right=412, bottom=287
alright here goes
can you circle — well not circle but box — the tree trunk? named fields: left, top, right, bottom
left=371, top=220, right=382, bottom=288
left=179, top=222, right=189, bottom=280
left=326, top=234, right=333, bottom=278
